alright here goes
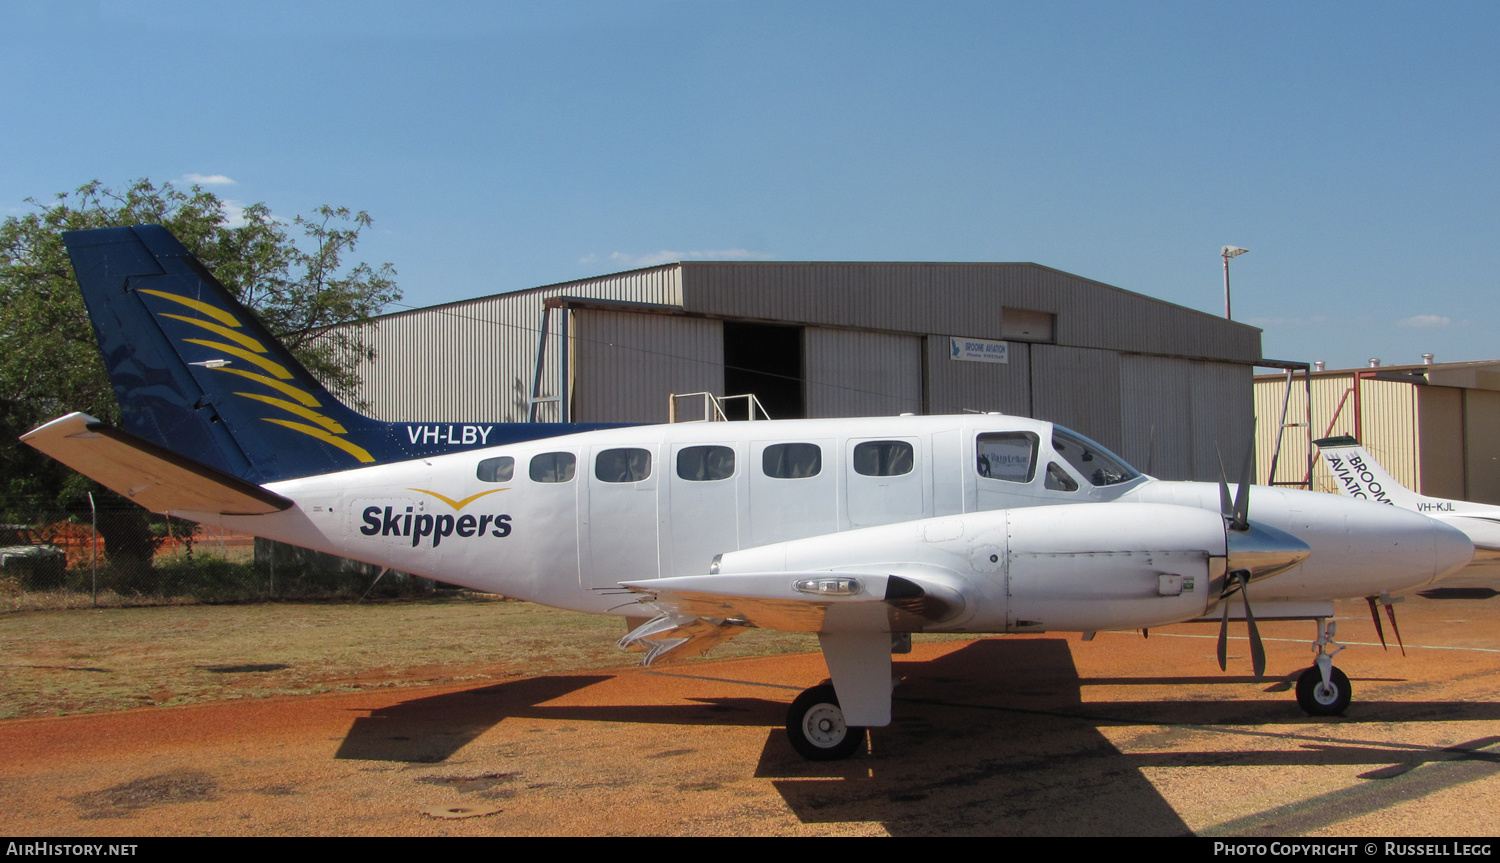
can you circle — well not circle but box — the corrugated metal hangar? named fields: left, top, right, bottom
left=1255, top=359, right=1500, bottom=503
left=339, top=261, right=1263, bottom=482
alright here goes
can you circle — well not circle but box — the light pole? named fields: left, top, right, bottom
left=1222, top=245, right=1249, bottom=319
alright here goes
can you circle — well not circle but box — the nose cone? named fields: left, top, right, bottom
left=1431, top=518, right=1477, bottom=582
left=1136, top=482, right=1477, bottom=599
left=1230, top=520, right=1312, bottom=582
left=1277, top=492, right=1475, bottom=596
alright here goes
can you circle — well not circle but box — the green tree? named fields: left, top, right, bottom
left=0, top=179, right=400, bottom=572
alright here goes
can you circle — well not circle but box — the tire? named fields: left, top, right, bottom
left=1296, top=666, right=1352, bottom=716
left=786, top=684, right=867, bottom=761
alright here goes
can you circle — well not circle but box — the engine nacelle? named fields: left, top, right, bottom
left=714, top=502, right=1227, bottom=634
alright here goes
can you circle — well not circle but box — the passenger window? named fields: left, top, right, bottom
left=763, top=443, right=822, bottom=478
left=677, top=445, right=735, bottom=481
left=596, top=448, right=652, bottom=483
left=529, top=451, right=576, bottom=483
left=476, top=456, right=514, bottom=483
left=976, top=432, right=1039, bottom=483
left=1045, top=462, right=1079, bottom=492
left=853, top=441, right=914, bottom=477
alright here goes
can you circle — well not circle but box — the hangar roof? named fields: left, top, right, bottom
left=377, top=260, right=1262, bottom=365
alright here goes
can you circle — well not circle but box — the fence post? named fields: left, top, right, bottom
left=88, top=492, right=98, bottom=609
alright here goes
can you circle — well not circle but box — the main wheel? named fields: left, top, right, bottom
left=1296, top=666, right=1352, bottom=716
left=786, top=684, right=867, bottom=761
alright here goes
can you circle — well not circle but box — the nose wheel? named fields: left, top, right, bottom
left=1296, top=665, right=1351, bottom=715
left=786, top=684, right=867, bottom=760
left=1296, top=618, right=1351, bottom=716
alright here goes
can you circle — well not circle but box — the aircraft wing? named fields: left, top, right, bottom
left=21, top=412, right=293, bottom=516
left=620, top=571, right=965, bottom=634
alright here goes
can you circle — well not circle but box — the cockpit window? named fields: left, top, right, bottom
left=1051, top=428, right=1141, bottom=487
left=976, top=432, right=1039, bottom=483
left=1044, top=462, right=1079, bottom=492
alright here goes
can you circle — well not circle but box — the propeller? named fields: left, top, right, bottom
left=1217, top=571, right=1265, bottom=677
left=1214, top=425, right=1311, bottom=679
left=1366, top=593, right=1407, bottom=656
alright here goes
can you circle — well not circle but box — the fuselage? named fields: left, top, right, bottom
left=191, top=413, right=1472, bottom=627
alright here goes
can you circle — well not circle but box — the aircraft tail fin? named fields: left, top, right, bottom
left=1313, top=435, right=1422, bottom=507
left=56, top=225, right=620, bottom=484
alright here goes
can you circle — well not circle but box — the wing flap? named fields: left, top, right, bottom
left=618, top=613, right=750, bottom=665
left=21, top=412, right=293, bottom=515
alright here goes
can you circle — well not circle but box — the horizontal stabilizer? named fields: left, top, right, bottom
left=620, top=571, right=965, bottom=633
left=21, top=412, right=293, bottom=515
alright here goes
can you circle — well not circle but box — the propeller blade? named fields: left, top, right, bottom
left=1216, top=445, right=1234, bottom=519
left=1146, top=424, right=1156, bottom=476
left=1366, top=595, right=1389, bottom=650
left=1232, top=422, right=1256, bottom=532
left=1385, top=602, right=1407, bottom=657
left=1217, top=592, right=1230, bottom=671
left=1239, top=572, right=1265, bottom=679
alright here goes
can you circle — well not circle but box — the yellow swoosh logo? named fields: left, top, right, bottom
left=211, top=367, right=321, bottom=406
left=160, top=314, right=267, bottom=352
left=262, top=419, right=375, bottom=463
left=140, top=289, right=242, bottom=328
left=235, top=392, right=347, bottom=433
left=185, top=339, right=293, bottom=379
left=409, top=488, right=507, bottom=510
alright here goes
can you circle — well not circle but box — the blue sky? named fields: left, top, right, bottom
left=3, top=1, right=1497, bottom=370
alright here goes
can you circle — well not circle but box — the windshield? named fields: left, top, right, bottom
left=1051, top=427, right=1142, bottom=487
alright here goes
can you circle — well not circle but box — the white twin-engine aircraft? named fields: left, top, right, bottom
left=1316, top=435, right=1500, bottom=566
left=1311, top=434, right=1500, bottom=655
left=24, top=226, right=1476, bottom=761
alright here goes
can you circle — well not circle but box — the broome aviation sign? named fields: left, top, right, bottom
left=951, top=336, right=1009, bottom=364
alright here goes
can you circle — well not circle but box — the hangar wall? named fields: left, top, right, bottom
left=339, top=265, right=683, bottom=423
left=804, top=329, right=923, bottom=418
left=338, top=260, right=1261, bottom=482
left=572, top=310, right=723, bottom=424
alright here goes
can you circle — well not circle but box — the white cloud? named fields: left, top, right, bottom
left=606, top=248, right=773, bottom=268
left=1397, top=314, right=1451, bottom=328
left=181, top=173, right=236, bottom=186
left=1244, top=314, right=1330, bottom=328
left=219, top=199, right=249, bottom=228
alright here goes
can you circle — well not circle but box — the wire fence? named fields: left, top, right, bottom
left=0, top=497, right=441, bottom=612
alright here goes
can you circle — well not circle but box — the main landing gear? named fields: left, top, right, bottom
left=1296, top=618, right=1351, bottom=716
left=786, top=683, right=867, bottom=760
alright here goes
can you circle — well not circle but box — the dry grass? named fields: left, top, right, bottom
left=0, top=595, right=824, bottom=719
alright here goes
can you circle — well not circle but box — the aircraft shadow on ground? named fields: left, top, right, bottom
left=332, top=638, right=1500, bottom=832
left=334, top=673, right=786, bottom=763
left=754, top=639, right=1500, bottom=836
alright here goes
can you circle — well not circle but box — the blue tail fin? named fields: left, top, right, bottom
left=63, top=225, right=618, bottom=483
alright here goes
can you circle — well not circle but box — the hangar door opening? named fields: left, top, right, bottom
left=724, top=321, right=805, bottom=419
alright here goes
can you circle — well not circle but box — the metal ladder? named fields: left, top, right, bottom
left=668, top=392, right=771, bottom=423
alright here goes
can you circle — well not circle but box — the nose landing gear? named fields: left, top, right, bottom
left=1296, top=618, right=1351, bottom=716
